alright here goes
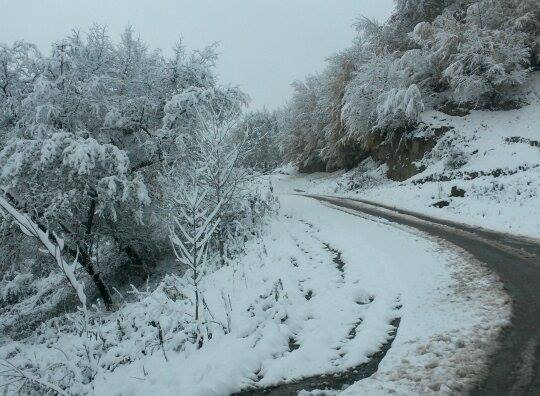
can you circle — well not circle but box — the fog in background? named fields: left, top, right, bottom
left=0, top=0, right=394, bottom=108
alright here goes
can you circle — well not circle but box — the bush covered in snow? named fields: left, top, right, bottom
left=276, top=0, right=540, bottom=172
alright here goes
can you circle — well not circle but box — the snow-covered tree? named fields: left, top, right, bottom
left=0, top=41, right=43, bottom=132
left=376, top=84, right=424, bottom=131
left=170, top=187, right=221, bottom=347
left=442, top=25, right=530, bottom=105
left=280, top=0, right=538, bottom=172
left=238, top=109, right=282, bottom=172
left=412, top=4, right=534, bottom=107
left=0, top=132, right=146, bottom=308
left=193, top=88, right=257, bottom=265
left=285, top=75, right=331, bottom=172
left=0, top=26, right=249, bottom=310
left=317, top=50, right=360, bottom=171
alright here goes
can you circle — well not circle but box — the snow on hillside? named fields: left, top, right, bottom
left=0, top=190, right=510, bottom=395
left=285, top=73, right=540, bottom=239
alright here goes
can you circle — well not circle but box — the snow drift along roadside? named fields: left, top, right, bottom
left=0, top=187, right=510, bottom=395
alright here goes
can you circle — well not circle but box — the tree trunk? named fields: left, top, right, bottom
left=82, top=199, right=114, bottom=310
left=218, top=227, right=225, bottom=267
left=124, top=244, right=150, bottom=277
left=215, top=184, right=225, bottom=267
left=77, top=248, right=114, bottom=310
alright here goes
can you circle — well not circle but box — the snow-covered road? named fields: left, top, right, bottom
left=255, top=177, right=511, bottom=395
left=305, top=193, right=540, bottom=395
left=84, top=177, right=512, bottom=395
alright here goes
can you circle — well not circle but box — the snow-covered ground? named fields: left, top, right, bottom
left=284, top=73, right=540, bottom=239
left=1, top=181, right=510, bottom=395
left=4, top=74, right=530, bottom=391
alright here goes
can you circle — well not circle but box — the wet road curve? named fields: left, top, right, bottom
left=307, top=194, right=540, bottom=395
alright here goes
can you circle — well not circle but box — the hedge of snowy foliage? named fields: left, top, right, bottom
left=0, top=181, right=278, bottom=394
left=0, top=25, right=279, bottom=343
left=277, top=0, right=540, bottom=172
left=0, top=275, right=211, bottom=395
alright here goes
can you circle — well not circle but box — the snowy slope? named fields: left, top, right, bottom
left=87, top=190, right=512, bottom=394
left=285, top=73, right=540, bottom=239
left=1, top=185, right=509, bottom=395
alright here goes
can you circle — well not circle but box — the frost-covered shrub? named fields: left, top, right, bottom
left=224, top=181, right=279, bottom=258
left=0, top=220, right=76, bottom=338
left=445, top=149, right=468, bottom=170
left=341, top=159, right=388, bottom=191
left=0, top=271, right=237, bottom=394
left=0, top=272, right=76, bottom=339
left=0, top=273, right=34, bottom=304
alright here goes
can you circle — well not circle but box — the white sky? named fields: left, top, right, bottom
left=0, top=0, right=394, bottom=109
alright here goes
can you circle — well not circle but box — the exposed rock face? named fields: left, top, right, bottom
left=298, top=158, right=327, bottom=173
left=450, top=186, right=466, bottom=197
left=368, top=125, right=451, bottom=182
left=432, top=200, right=450, bottom=208
left=297, top=124, right=450, bottom=182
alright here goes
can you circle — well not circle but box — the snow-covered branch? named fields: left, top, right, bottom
left=0, top=196, right=87, bottom=310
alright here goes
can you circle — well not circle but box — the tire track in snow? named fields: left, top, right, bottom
left=234, top=317, right=401, bottom=396
left=235, top=216, right=402, bottom=395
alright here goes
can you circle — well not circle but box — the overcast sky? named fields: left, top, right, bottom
left=0, top=0, right=394, bottom=109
